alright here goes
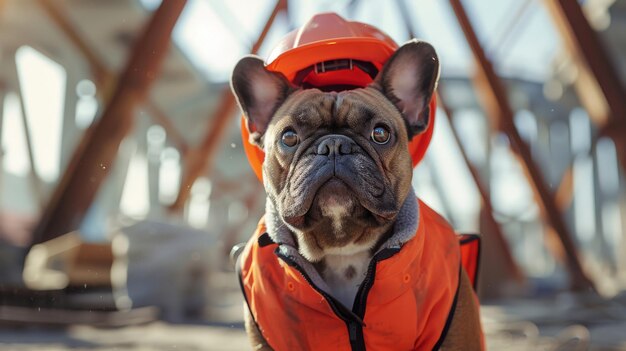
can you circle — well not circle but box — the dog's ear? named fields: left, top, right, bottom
left=372, top=40, right=440, bottom=138
left=231, top=56, right=295, bottom=147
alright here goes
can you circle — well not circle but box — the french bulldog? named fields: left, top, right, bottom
left=231, top=40, right=482, bottom=350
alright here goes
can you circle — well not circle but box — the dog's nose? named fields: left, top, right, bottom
left=316, top=135, right=355, bottom=156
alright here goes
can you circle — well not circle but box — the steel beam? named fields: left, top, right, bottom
left=169, top=0, right=287, bottom=211
left=449, top=0, right=595, bottom=291
left=37, top=0, right=188, bottom=153
left=396, top=0, right=524, bottom=284
left=32, top=0, right=187, bottom=244
left=37, top=0, right=110, bottom=88
left=437, top=91, right=525, bottom=283
left=543, top=0, right=626, bottom=174
left=555, top=165, right=574, bottom=210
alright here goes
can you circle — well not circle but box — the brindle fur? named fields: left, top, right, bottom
left=232, top=40, right=482, bottom=350
left=261, top=88, right=413, bottom=261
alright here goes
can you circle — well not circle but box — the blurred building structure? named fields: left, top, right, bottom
left=0, top=0, right=625, bottom=349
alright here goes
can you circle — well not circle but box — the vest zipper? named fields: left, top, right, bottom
left=276, top=246, right=400, bottom=351
left=350, top=247, right=400, bottom=351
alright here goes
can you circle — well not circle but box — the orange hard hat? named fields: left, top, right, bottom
left=241, top=12, right=437, bottom=182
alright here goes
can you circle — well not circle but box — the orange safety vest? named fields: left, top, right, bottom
left=237, top=199, right=480, bottom=351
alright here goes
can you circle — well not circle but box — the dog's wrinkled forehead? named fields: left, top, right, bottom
left=231, top=41, right=440, bottom=150
left=268, top=88, right=401, bottom=134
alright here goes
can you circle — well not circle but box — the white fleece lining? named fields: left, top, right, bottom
left=265, top=189, right=420, bottom=296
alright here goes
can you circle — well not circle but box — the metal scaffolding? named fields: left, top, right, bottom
left=32, top=0, right=188, bottom=244
left=0, top=0, right=623, bottom=301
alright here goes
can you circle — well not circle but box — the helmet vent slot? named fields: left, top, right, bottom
left=293, top=59, right=379, bottom=87
left=314, top=59, right=354, bottom=74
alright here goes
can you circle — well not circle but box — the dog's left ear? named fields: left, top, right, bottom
left=372, top=40, right=440, bottom=137
left=231, top=56, right=295, bottom=148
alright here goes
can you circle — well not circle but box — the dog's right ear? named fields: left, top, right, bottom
left=231, top=56, right=295, bottom=148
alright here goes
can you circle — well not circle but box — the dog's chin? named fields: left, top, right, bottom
left=310, top=178, right=359, bottom=224
left=282, top=178, right=388, bottom=261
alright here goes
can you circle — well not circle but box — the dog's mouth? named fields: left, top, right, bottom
left=286, top=177, right=354, bottom=225
left=282, top=173, right=397, bottom=229
left=282, top=175, right=398, bottom=259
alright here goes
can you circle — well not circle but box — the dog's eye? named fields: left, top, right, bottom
left=281, top=130, right=299, bottom=147
left=371, top=125, right=391, bottom=144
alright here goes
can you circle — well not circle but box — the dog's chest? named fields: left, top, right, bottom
left=319, top=251, right=371, bottom=308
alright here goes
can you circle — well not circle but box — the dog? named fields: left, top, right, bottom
left=231, top=40, right=483, bottom=350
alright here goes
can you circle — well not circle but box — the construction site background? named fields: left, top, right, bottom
left=0, top=0, right=625, bottom=350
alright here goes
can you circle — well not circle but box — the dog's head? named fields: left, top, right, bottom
left=231, top=40, right=439, bottom=261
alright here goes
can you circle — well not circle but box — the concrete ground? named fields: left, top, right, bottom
left=2, top=302, right=625, bottom=351
left=481, top=293, right=626, bottom=351
left=0, top=323, right=249, bottom=351
left=1, top=269, right=625, bottom=350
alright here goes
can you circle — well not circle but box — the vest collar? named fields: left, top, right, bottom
left=264, top=189, right=420, bottom=294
